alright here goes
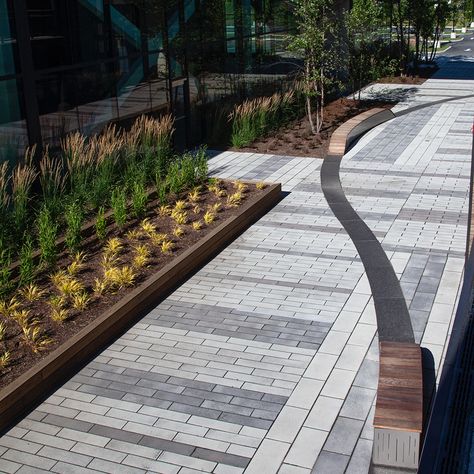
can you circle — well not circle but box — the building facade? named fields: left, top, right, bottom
left=0, top=0, right=295, bottom=162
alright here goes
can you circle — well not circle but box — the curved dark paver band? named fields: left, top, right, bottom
left=321, top=109, right=415, bottom=343
left=393, top=92, right=474, bottom=117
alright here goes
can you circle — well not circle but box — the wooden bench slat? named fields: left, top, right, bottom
left=374, top=342, right=423, bottom=433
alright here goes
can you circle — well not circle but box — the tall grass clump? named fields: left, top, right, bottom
left=131, top=179, right=148, bottom=219
left=11, top=147, right=38, bottom=238
left=166, top=146, right=208, bottom=196
left=95, top=206, right=107, bottom=241
left=19, top=235, right=35, bottom=287
left=0, top=112, right=191, bottom=273
left=131, top=114, right=175, bottom=181
left=110, top=187, right=127, bottom=229
left=0, top=249, right=12, bottom=298
left=37, top=205, right=58, bottom=267
left=62, top=132, right=88, bottom=198
left=0, top=162, right=11, bottom=245
left=89, top=125, right=123, bottom=208
left=65, top=201, right=85, bottom=253
left=39, top=147, right=67, bottom=217
left=229, top=91, right=296, bottom=148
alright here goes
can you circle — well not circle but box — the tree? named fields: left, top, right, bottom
left=392, top=0, right=409, bottom=74
left=345, top=0, right=383, bottom=100
left=409, top=0, right=435, bottom=69
left=289, top=0, right=342, bottom=134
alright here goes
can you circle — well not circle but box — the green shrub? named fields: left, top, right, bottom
left=110, top=187, right=127, bottom=229
left=65, top=201, right=85, bottom=253
left=19, top=235, right=35, bottom=287
left=37, top=205, right=58, bottom=267
left=95, top=206, right=107, bottom=241
left=0, top=249, right=12, bottom=298
left=131, top=180, right=148, bottom=218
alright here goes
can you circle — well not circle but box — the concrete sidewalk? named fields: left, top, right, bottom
left=0, top=78, right=473, bottom=473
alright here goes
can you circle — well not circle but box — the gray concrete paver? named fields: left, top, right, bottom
left=0, top=72, right=472, bottom=473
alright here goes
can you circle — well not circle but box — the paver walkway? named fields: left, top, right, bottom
left=0, top=77, right=473, bottom=473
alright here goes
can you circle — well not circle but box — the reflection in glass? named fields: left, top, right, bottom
left=0, top=0, right=18, bottom=77
left=0, top=79, right=28, bottom=165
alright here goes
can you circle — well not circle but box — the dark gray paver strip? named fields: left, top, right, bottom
left=321, top=152, right=414, bottom=342
left=191, top=272, right=352, bottom=295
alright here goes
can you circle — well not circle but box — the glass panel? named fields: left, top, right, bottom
left=0, top=0, right=19, bottom=77
left=110, top=0, right=142, bottom=58
left=0, top=78, right=28, bottom=165
left=73, top=62, right=119, bottom=135
left=167, top=0, right=185, bottom=79
left=116, top=55, right=153, bottom=120
left=27, top=0, right=112, bottom=70
left=36, top=62, right=119, bottom=144
left=36, top=72, right=80, bottom=146
left=142, top=0, right=164, bottom=53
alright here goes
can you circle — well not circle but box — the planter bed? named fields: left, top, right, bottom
left=230, top=98, right=394, bottom=158
left=0, top=180, right=281, bottom=432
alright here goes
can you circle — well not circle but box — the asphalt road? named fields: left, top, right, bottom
left=439, top=32, right=474, bottom=57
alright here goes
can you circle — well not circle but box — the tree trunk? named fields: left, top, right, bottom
left=319, top=69, right=324, bottom=134
left=306, top=96, right=316, bottom=135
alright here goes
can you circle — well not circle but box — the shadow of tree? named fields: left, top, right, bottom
left=364, top=86, right=420, bottom=103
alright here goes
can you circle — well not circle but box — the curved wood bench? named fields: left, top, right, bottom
left=328, top=107, right=395, bottom=155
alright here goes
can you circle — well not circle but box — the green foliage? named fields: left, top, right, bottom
left=65, top=201, right=85, bottom=253
left=95, top=206, right=107, bottom=241
left=288, top=0, right=342, bottom=134
left=155, top=179, right=168, bottom=205
left=39, top=150, right=65, bottom=218
left=11, top=152, right=37, bottom=239
left=0, top=249, right=12, bottom=298
left=37, top=206, right=58, bottom=267
left=195, top=146, right=209, bottom=183
left=90, top=158, right=116, bottom=209
left=345, top=0, right=384, bottom=97
left=131, top=180, right=148, bottom=218
left=19, top=235, right=35, bottom=287
left=230, top=92, right=297, bottom=147
left=110, top=187, right=127, bottom=229
left=166, top=149, right=209, bottom=195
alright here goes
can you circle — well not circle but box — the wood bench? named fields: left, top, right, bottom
left=328, top=108, right=394, bottom=155
left=373, top=341, right=423, bottom=470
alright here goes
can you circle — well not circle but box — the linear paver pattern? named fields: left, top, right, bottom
left=0, top=75, right=473, bottom=473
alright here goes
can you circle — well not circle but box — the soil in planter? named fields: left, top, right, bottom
left=378, top=75, right=428, bottom=85
left=0, top=180, right=265, bottom=389
left=378, top=65, right=438, bottom=85
left=231, top=98, right=394, bottom=158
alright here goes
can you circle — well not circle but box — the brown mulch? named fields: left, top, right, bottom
left=0, top=181, right=264, bottom=389
left=378, top=75, right=428, bottom=85
left=232, top=98, right=394, bottom=159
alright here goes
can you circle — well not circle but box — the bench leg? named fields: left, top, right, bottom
left=372, top=427, right=421, bottom=470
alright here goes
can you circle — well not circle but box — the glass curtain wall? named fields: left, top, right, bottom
left=2, top=0, right=294, bottom=164
left=0, top=0, right=28, bottom=165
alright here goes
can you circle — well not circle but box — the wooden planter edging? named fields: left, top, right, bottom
left=0, top=182, right=282, bottom=434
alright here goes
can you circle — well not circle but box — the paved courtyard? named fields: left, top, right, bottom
left=0, top=72, right=473, bottom=472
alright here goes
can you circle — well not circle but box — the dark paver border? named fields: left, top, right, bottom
left=322, top=108, right=414, bottom=343
left=0, top=183, right=282, bottom=435
left=321, top=108, right=424, bottom=470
